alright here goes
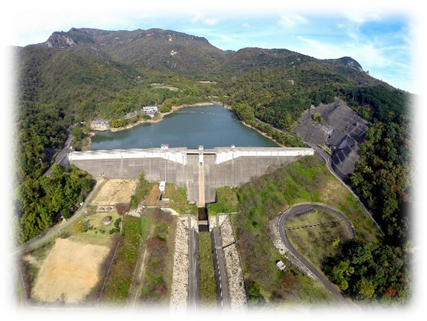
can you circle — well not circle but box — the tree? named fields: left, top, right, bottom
left=73, top=221, right=85, bottom=234
left=355, top=278, right=375, bottom=302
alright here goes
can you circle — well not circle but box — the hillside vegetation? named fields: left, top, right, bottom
left=213, top=156, right=410, bottom=306
left=13, top=27, right=413, bottom=306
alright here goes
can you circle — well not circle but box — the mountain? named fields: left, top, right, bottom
left=43, top=28, right=228, bottom=78
left=14, top=27, right=410, bottom=184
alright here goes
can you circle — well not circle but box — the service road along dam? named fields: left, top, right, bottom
left=278, top=204, right=355, bottom=308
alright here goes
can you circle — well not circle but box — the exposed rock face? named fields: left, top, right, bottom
left=90, top=120, right=110, bottom=131
left=45, top=32, right=76, bottom=48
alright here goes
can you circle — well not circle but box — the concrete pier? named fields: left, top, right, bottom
left=68, top=146, right=314, bottom=204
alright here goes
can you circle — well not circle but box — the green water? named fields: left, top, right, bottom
left=90, top=104, right=278, bottom=150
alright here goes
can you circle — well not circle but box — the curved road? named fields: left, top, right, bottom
left=278, top=203, right=355, bottom=308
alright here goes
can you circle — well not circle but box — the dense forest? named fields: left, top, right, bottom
left=13, top=27, right=413, bottom=305
left=323, top=239, right=410, bottom=305
left=13, top=164, right=93, bottom=244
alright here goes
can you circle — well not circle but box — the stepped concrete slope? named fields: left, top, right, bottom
left=294, top=99, right=368, bottom=182
left=68, top=146, right=314, bottom=206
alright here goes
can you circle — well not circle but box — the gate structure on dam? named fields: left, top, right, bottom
left=68, top=145, right=314, bottom=207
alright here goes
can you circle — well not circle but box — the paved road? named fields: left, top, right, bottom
left=43, top=129, right=73, bottom=177
left=278, top=203, right=355, bottom=308
left=188, top=221, right=199, bottom=310
left=306, top=143, right=384, bottom=236
left=211, top=219, right=230, bottom=309
left=12, top=178, right=104, bottom=256
left=254, top=117, right=383, bottom=236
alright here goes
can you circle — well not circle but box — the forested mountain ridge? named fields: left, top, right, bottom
left=42, top=28, right=229, bottom=78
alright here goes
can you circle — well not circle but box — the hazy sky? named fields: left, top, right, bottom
left=4, top=1, right=424, bottom=94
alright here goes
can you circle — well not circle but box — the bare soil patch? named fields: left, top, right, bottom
left=91, top=179, right=138, bottom=205
left=31, top=237, right=111, bottom=304
left=144, top=184, right=161, bottom=206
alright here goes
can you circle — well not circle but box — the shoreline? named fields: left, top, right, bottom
left=239, top=121, right=284, bottom=148
left=85, top=101, right=283, bottom=150
left=97, top=101, right=225, bottom=133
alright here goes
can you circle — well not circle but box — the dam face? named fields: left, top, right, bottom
left=68, top=146, right=314, bottom=206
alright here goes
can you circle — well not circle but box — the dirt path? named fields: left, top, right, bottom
left=128, top=216, right=154, bottom=308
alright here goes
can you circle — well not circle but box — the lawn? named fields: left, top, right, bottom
left=99, top=216, right=141, bottom=306
left=207, top=186, right=240, bottom=215
left=285, top=210, right=351, bottom=270
left=198, top=232, right=217, bottom=307
left=139, top=208, right=177, bottom=306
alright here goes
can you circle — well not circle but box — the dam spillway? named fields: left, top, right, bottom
left=68, top=145, right=314, bottom=206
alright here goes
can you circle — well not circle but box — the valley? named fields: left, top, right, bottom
left=12, top=27, right=413, bottom=310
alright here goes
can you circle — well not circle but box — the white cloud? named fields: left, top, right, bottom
left=191, top=12, right=219, bottom=26
left=278, top=14, right=308, bottom=29
left=344, top=4, right=381, bottom=24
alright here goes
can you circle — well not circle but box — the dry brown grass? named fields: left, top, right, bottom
left=144, top=184, right=161, bottom=206
left=31, top=237, right=111, bottom=304
left=91, top=179, right=138, bottom=205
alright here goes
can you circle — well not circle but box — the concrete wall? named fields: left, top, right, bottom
left=69, top=146, right=314, bottom=206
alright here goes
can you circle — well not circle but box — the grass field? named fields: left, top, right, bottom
left=230, top=155, right=381, bottom=307
left=91, top=178, right=138, bottom=205
left=285, top=210, right=351, bottom=270
left=164, top=183, right=198, bottom=214
left=207, top=186, right=240, bottom=215
left=139, top=208, right=177, bottom=306
left=198, top=232, right=217, bottom=307
left=144, top=183, right=197, bottom=214
left=99, top=216, right=141, bottom=306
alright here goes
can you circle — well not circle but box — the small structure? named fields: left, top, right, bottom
left=159, top=181, right=166, bottom=193
left=276, top=260, right=286, bottom=271
left=142, top=106, right=158, bottom=115
left=102, top=216, right=112, bottom=225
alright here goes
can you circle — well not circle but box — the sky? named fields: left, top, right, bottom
left=3, top=0, right=424, bottom=95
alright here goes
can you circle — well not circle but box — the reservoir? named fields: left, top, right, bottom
left=90, top=104, right=278, bottom=150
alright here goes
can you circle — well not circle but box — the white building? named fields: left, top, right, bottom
left=142, top=106, right=159, bottom=114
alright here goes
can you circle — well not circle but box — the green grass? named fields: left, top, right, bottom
left=100, top=216, right=141, bottom=305
left=236, top=156, right=381, bottom=243
left=165, top=183, right=198, bottom=214
left=198, top=232, right=217, bottom=306
left=285, top=210, right=350, bottom=270
left=207, top=186, right=240, bottom=215
left=140, top=214, right=151, bottom=242
left=231, top=156, right=382, bottom=307
left=139, top=208, right=176, bottom=305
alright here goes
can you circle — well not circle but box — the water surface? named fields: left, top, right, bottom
left=90, top=105, right=278, bottom=150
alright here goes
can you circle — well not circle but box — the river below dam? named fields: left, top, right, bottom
left=90, top=104, right=278, bottom=150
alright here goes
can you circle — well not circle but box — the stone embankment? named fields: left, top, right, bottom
left=125, top=204, right=145, bottom=218
left=213, top=214, right=247, bottom=311
left=170, top=216, right=193, bottom=312
left=267, top=217, right=315, bottom=279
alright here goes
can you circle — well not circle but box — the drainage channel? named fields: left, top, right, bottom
left=198, top=207, right=209, bottom=232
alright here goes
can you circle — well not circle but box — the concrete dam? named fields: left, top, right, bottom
left=68, top=145, right=314, bottom=206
